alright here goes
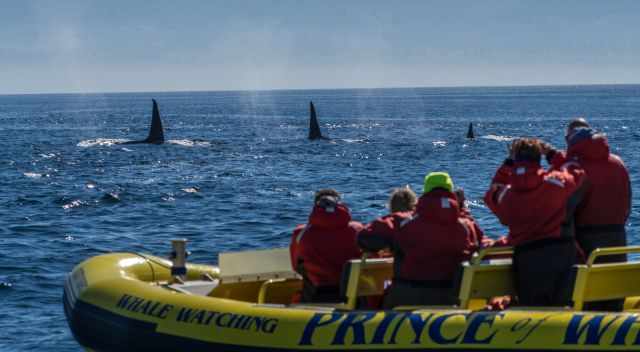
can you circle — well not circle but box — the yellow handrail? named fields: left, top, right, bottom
left=471, top=247, right=514, bottom=265
left=258, top=278, right=285, bottom=304
left=586, top=245, right=640, bottom=266
left=344, top=253, right=369, bottom=310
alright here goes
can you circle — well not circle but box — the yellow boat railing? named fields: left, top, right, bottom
left=204, top=244, right=640, bottom=311
left=459, top=247, right=514, bottom=309
left=572, top=245, right=640, bottom=311
left=586, top=245, right=640, bottom=266
left=342, top=245, right=640, bottom=312
left=470, top=246, right=514, bottom=265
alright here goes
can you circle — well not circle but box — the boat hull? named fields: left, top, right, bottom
left=64, top=253, right=640, bottom=351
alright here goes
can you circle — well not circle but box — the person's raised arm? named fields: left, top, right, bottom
left=357, top=214, right=405, bottom=252
left=484, top=159, right=514, bottom=225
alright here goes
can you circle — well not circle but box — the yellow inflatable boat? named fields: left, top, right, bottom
left=64, top=243, right=640, bottom=351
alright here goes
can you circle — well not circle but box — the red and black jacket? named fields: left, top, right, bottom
left=289, top=204, right=362, bottom=289
left=358, top=189, right=481, bottom=282
left=548, top=135, right=631, bottom=232
left=484, top=160, right=586, bottom=246
left=460, top=207, right=493, bottom=247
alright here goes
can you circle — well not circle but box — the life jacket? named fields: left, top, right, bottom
left=563, top=136, right=631, bottom=227
left=359, top=189, right=480, bottom=282
left=484, top=161, right=585, bottom=246
left=289, top=204, right=362, bottom=288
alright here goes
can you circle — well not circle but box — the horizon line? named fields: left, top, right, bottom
left=1, top=82, right=639, bottom=97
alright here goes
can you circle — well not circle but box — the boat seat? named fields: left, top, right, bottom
left=167, top=280, right=220, bottom=296
left=571, top=246, right=640, bottom=311
left=340, top=249, right=515, bottom=311
left=218, top=247, right=300, bottom=283
left=340, top=256, right=394, bottom=310
left=257, top=278, right=303, bottom=304
left=210, top=247, right=301, bottom=302
left=458, top=247, right=515, bottom=309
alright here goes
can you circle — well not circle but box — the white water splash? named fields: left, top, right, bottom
left=77, top=138, right=126, bottom=147
left=62, top=199, right=86, bottom=209
left=467, top=199, right=486, bottom=209
left=23, top=172, right=43, bottom=178
left=341, top=138, right=369, bottom=143
left=432, top=140, right=447, bottom=147
left=481, top=134, right=516, bottom=142
left=168, top=139, right=211, bottom=147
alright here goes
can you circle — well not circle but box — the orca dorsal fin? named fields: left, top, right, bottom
left=145, top=99, right=165, bottom=144
left=308, top=101, right=325, bottom=140
left=466, top=122, right=475, bottom=139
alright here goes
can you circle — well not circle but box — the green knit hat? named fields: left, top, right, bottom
left=423, top=172, right=454, bottom=194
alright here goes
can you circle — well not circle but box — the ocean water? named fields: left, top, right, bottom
left=1, top=85, right=639, bottom=351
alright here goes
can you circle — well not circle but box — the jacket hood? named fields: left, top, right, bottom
left=415, top=189, right=459, bottom=224
left=509, top=161, right=544, bottom=191
left=308, top=203, right=352, bottom=229
left=567, top=134, right=610, bottom=161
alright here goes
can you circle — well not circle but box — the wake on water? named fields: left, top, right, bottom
left=481, top=134, right=517, bottom=142
left=77, top=138, right=212, bottom=147
left=336, top=138, right=369, bottom=144
left=76, top=138, right=127, bottom=147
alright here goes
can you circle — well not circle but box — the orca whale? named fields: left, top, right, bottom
left=308, top=101, right=329, bottom=140
left=120, top=99, right=165, bottom=144
left=466, top=122, right=475, bottom=139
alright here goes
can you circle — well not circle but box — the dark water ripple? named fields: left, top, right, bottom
left=1, top=86, right=640, bottom=350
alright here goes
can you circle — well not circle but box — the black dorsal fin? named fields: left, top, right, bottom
left=308, top=101, right=324, bottom=140
left=466, top=122, right=475, bottom=139
left=145, top=99, right=165, bottom=144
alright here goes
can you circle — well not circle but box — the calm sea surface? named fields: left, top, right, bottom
left=1, top=85, right=639, bottom=350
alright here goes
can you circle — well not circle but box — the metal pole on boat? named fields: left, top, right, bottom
left=170, top=239, right=188, bottom=284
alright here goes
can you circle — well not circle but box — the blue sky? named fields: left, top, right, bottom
left=1, top=0, right=639, bottom=94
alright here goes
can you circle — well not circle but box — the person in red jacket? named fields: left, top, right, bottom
left=543, top=119, right=631, bottom=311
left=366, top=186, right=419, bottom=309
left=373, top=186, right=419, bottom=259
left=289, top=189, right=363, bottom=303
left=358, top=172, right=482, bottom=308
left=456, top=187, right=494, bottom=248
left=485, top=138, right=586, bottom=307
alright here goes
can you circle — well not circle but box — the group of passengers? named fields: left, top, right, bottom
left=289, top=118, right=631, bottom=310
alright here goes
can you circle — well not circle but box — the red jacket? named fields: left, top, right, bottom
left=460, top=208, right=493, bottom=247
left=289, top=204, right=362, bottom=287
left=358, top=189, right=480, bottom=282
left=549, top=136, right=630, bottom=227
left=484, top=160, right=586, bottom=246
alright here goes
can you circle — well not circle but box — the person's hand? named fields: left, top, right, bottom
left=486, top=295, right=512, bottom=310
